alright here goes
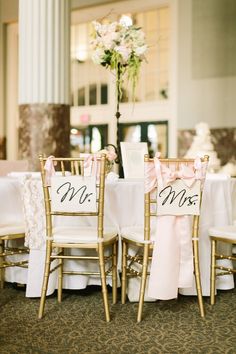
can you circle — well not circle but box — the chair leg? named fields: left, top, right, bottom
left=58, top=249, right=63, bottom=303
left=38, top=243, right=52, bottom=319
left=193, top=239, right=205, bottom=317
left=0, top=240, right=4, bottom=289
left=121, top=240, right=127, bottom=304
left=137, top=244, right=149, bottom=323
left=98, top=243, right=110, bottom=322
left=210, top=239, right=216, bottom=305
left=112, top=241, right=117, bottom=304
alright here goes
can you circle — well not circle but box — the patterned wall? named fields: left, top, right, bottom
left=178, top=127, right=236, bottom=166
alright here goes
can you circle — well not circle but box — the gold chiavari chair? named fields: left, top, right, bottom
left=121, top=154, right=209, bottom=322
left=209, top=225, right=236, bottom=305
left=38, top=154, right=118, bottom=322
left=0, top=226, right=28, bottom=288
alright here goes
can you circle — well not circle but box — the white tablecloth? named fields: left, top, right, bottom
left=1, top=175, right=236, bottom=299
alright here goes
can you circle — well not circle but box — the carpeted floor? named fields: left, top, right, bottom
left=0, top=284, right=236, bottom=354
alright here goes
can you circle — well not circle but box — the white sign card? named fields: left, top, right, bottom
left=120, top=142, right=148, bottom=179
left=50, top=175, right=97, bottom=213
left=156, top=179, right=201, bottom=216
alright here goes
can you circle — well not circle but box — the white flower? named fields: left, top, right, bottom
left=115, top=45, right=131, bottom=62
left=102, top=33, right=116, bottom=50
left=91, top=48, right=104, bottom=64
left=135, top=45, right=147, bottom=56
left=98, top=149, right=117, bottom=161
left=109, top=21, right=119, bottom=33
left=92, top=21, right=102, bottom=32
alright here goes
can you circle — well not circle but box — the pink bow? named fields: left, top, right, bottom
left=44, top=156, right=57, bottom=186
left=145, top=153, right=206, bottom=193
left=161, top=164, right=197, bottom=188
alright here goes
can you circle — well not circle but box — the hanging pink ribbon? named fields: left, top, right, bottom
left=144, top=153, right=208, bottom=300
left=44, top=156, right=57, bottom=186
left=84, top=154, right=101, bottom=181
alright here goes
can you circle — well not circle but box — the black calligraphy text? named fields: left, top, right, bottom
left=159, top=185, right=198, bottom=207
left=56, top=182, right=93, bottom=204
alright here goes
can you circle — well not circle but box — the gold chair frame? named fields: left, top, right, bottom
left=121, top=154, right=209, bottom=322
left=38, top=154, right=118, bottom=322
left=210, top=232, right=236, bottom=305
left=0, top=232, right=28, bottom=288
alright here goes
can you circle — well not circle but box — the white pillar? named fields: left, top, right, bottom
left=18, top=0, right=71, bottom=170
left=19, top=0, right=70, bottom=104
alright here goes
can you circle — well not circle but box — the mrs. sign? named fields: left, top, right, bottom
left=156, top=179, right=201, bottom=216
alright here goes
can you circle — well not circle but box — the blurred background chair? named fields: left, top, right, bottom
left=0, top=160, right=29, bottom=176
left=121, top=154, right=209, bottom=322
left=38, top=154, right=118, bottom=322
left=0, top=225, right=28, bottom=288
left=209, top=224, right=236, bottom=305
left=0, top=163, right=29, bottom=288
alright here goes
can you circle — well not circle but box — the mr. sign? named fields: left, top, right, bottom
left=50, top=176, right=97, bottom=213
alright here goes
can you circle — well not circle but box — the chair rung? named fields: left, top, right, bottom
left=126, top=268, right=149, bottom=277
left=215, top=254, right=236, bottom=261
left=51, top=211, right=98, bottom=216
left=106, top=265, right=114, bottom=274
left=51, top=255, right=99, bottom=260
left=63, top=271, right=100, bottom=276
left=51, top=254, right=112, bottom=261
left=49, top=263, right=62, bottom=274
left=215, top=265, right=236, bottom=274
left=127, top=255, right=152, bottom=266
left=0, top=260, right=28, bottom=268
left=1, top=248, right=29, bottom=256
left=215, top=271, right=234, bottom=276
left=127, top=269, right=141, bottom=277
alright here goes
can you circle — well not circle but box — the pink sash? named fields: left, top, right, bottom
left=145, top=155, right=207, bottom=299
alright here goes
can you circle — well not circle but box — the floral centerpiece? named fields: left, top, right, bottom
left=90, top=18, right=147, bottom=172
left=90, top=19, right=147, bottom=106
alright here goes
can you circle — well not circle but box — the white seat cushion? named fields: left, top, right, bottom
left=209, top=225, right=236, bottom=241
left=0, top=223, right=25, bottom=237
left=121, top=226, right=155, bottom=244
left=52, top=226, right=117, bottom=244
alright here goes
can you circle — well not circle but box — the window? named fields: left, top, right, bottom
left=119, top=121, right=168, bottom=157
left=70, top=124, right=108, bottom=156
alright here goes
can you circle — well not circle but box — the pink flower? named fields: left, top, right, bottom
left=98, top=149, right=117, bottom=161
